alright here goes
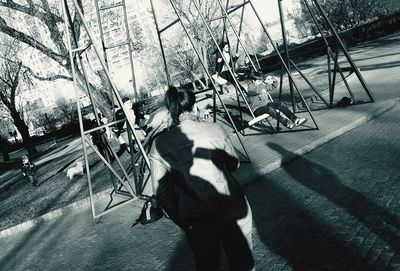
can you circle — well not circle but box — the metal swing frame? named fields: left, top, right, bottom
left=276, top=0, right=375, bottom=115
left=150, top=0, right=254, bottom=162
left=150, top=0, right=319, bottom=135
left=62, top=0, right=151, bottom=221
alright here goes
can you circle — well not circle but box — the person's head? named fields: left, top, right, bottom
left=164, top=86, right=196, bottom=125
left=22, top=155, right=29, bottom=164
left=122, top=97, right=132, bottom=109
left=220, top=42, right=229, bottom=53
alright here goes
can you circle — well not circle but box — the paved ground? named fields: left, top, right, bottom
left=0, top=32, right=399, bottom=270
left=0, top=91, right=398, bottom=271
left=248, top=104, right=400, bottom=270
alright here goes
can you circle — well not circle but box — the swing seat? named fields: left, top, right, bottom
left=248, top=113, right=270, bottom=126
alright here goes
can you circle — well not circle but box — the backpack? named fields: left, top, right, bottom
left=132, top=196, right=163, bottom=227
left=336, top=96, right=353, bottom=107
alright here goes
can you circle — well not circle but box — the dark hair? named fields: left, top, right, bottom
left=122, top=97, right=130, bottom=103
left=219, top=41, right=229, bottom=49
left=164, top=86, right=196, bottom=126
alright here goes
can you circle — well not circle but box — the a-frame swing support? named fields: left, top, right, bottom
left=60, top=0, right=375, bottom=221
left=150, top=0, right=254, bottom=162
left=62, top=0, right=151, bottom=221
left=150, top=0, right=320, bottom=135
left=150, top=0, right=374, bottom=134
left=277, top=0, right=375, bottom=111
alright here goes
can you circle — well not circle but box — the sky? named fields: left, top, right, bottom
left=252, top=0, right=282, bottom=21
left=237, top=0, right=297, bottom=23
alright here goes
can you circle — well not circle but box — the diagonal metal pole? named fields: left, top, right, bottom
left=63, top=0, right=120, bottom=194
left=191, top=0, right=256, bottom=119
left=121, top=0, right=138, bottom=98
left=277, top=0, right=296, bottom=112
left=70, top=0, right=151, bottom=169
left=62, top=0, right=98, bottom=219
left=150, top=0, right=171, bottom=85
left=235, top=0, right=247, bottom=54
left=215, top=0, right=259, bottom=73
left=248, top=0, right=319, bottom=129
left=63, top=0, right=141, bottom=219
left=311, top=0, right=375, bottom=102
left=290, top=60, right=330, bottom=107
left=302, top=0, right=355, bottom=104
left=168, top=0, right=252, bottom=162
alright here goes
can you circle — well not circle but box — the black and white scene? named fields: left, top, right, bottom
left=0, top=0, right=399, bottom=270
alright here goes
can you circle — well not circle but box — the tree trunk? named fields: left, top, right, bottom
left=10, top=111, right=37, bottom=155
left=0, top=138, right=10, bottom=161
left=1, top=150, right=10, bottom=161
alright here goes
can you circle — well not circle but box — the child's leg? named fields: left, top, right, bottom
left=268, top=102, right=297, bottom=122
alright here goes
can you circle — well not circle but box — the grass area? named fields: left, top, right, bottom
left=0, top=136, right=135, bottom=231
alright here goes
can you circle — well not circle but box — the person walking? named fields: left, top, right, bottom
left=149, top=86, right=254, bottom=271
left=21, top=155, right=38, bottom=187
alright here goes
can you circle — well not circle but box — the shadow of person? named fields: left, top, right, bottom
left=244, top=172, right=378, bottom=269
left=151, top=124, right=253, bottom=271
left=267, top=142, right=400, bottom=254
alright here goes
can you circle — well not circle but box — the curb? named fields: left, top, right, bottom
left=1, top=99, right=398, bottom=238
left=0, top=188, right=113, bottom=238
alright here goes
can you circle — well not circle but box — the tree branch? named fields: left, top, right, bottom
left=0, top=1, right=63, bottom=24
left=10, top=61, right=22, bottom=97
left=23, top=65, right=73, bottom=81
left=1, top=55, right=72, bottom=82
left=0, top=75, right=12, bottom=88
left=72, top=0, right=84, bottom=42
left=0, top=17, right=65, bottom=64
left=39, top=0, right=51, bottom=12
left=0, top=87, right=11, bottom=108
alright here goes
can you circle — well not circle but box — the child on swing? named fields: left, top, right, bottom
left=248, top=73, right=307, bottom=129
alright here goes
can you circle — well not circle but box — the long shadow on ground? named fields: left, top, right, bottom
left=242, top=142, right=400, bottom=270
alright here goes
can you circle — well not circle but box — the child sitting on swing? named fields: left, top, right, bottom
left=247, top=73, right=307, bottom=129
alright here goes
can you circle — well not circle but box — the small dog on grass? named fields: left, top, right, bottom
left=67, top=161, right=85, bottom=180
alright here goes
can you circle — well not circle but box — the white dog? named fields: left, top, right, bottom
left=67, top=161, right=85, bottom=180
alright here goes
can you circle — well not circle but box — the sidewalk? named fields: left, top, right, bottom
left=0, top=32, right=399, bottom=270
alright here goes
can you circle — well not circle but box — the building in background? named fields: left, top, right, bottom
left=82, top=0, right=156, bottom=95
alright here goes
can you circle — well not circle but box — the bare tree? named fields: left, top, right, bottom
left=292, top=0, right=398, bottom=36
left=33, top=111, right=58, bottom=134
left=0, top=38, right=37, bottom=155
left=0, top=0, right=115, bottom=111
left=0, top=120, right=10, bottom=161
left=55, top=97, right=78, bottom=125
left=168, top=31, right=206, bottom=89
left=160, top=0, right=225, bottom=86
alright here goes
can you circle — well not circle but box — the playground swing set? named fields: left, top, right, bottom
left=150, top=0, right=374, bottom=137
left=61, top=0, right=374, bottom=221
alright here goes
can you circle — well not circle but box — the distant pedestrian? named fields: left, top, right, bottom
left=114, top=97, right=146, bottom=155
left=21, top=155, right=38, bottom=187
left=89, top=118, right=111, bottom=159
left=149, top=86, right=254, bottom=270
left=98, top=112, right=112, bottom=141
